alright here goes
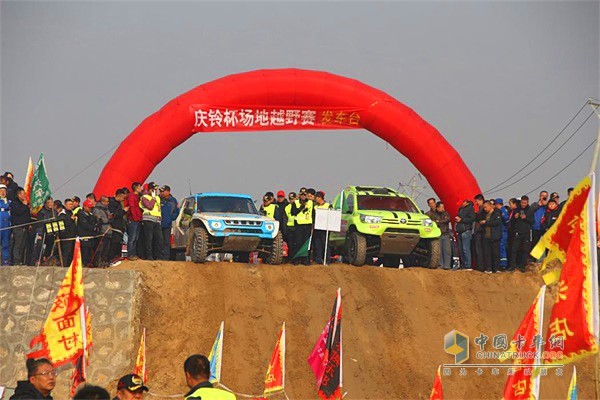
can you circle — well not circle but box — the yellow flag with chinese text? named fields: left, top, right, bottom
left=28, top=239, right=90, bottom=367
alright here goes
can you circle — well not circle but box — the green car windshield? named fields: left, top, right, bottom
left=197, top=197, right=258, bottom=214
left=357, top=195, right=419, bottom=213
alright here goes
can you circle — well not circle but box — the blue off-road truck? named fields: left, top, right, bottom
left=170, top=193, right=283, bottom=264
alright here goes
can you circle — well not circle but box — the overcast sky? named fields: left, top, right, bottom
left=1, top=1, right=598, bottom=207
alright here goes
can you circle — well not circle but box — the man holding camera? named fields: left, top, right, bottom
left=291, top=188, right=313, bottom=265
left=140, top=182, right=163, bottom=260
left=508, top=195, right=534, bottom=272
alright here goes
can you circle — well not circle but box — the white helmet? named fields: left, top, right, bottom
left=0, top=184, right=6, bottom=189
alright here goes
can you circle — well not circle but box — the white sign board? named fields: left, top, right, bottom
left=315, top=209, right=342, bottom=232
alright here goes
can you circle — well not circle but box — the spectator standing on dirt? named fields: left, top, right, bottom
left=495, top=198, right=509, bottom=271
left=77, top=199, right=100, bottom=266
left=0, top=184, right=11, bottom=265
left=480, top=200, right=502, bottom=273
left=56, top=202, right=76, bottom=267
left=291, top=188, right=314, bottom=265
left=426, top=198, right=436, bottom=219
left=159, top=185, right=179, bottom=260
left=275, top=190, right=288, bottom=236
left=71, top=196, right=82, bottom=218
left=109, top=189, right=129, bottom=261
left=284, top=192, right=296, bottom=256
left=140, top=182, right=163, bottom=260
left=531, top=194, right=548, bottom=250
left=114, top=374, right=148, bottom=400
left=472, top=194, right=485, bottom=271
left=32, top=197, right=55, bottom=266
left=259, top=192, right=279, bottom=220
left=10, top=188, right=31, bottom=265
left=559, top=187, right=574, bottom=212
left=4, top=172, right=19, bottom=201
left=126, top=182, right=143, bottom=260
left=542, top=198, right=560, bottom=233
left=432, top=201, right=451, bottom=270
left=10, top=358, right=56, bottom=399
left=508, top=195, right=534, bottom=272
left=183, top=355, right=236, bottom=400
left=455, top=199, right=475, bottom=270
left=93, top=196, right=112, bottom=267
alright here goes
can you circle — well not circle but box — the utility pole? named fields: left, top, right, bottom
left=397, top=173, right=430, bottom=200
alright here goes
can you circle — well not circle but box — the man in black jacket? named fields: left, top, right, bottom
left=10, top=187, right=31, bottom=265
left=542, top=199, right=560, bottom=233
left=32, top=197, right=55, bottom=266
left=56, top=202, right=76, bottom=267
left=455, top=199, right=475, bottom=270
left=10, top=358, right=55, bottom=399
left=77, top=199, right=100, bottom=266
left=109, top=189, right=129, bottom=261
left=479, top=200, right=502, bottom=273
left=472, top=194, right=486, bottom=271
left=509, top=195, right=534, bottom=271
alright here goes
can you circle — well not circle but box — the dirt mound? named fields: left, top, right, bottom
left=114, top=261, right=597, bottom=399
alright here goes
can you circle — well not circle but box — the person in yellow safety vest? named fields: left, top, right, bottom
left=283, top=192, right=297, bottom=258
left=183, top=354, right=236, bottom=400
left=139, top=182, right=163, bottom=260
left=290, top=187, right=313, bottom=265
left=259, top=192, right=279, bottom=220
left=313, top=191, right=332, bottom=264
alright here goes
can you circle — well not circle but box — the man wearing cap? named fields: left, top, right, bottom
left=275, top=190, right=288, bottom=236
left=77, top=199, right=100, bottom=266
left=114, top=374, right=148, bottom=400
left=159, top=185, right=179, bottom=260
left=291, top=188, right=314, bottom=265
left=183, top=355, right=236, bottom=400
left=0, top=184, right=11, bottom=265
left=259, top=192, right=279, bottom=220
left=495, top=198, right=510, bottom=271
left=140, top=182, right=163, bottom=260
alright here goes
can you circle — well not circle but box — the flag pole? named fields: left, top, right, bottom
left=586, top=98, right=600, bottom=400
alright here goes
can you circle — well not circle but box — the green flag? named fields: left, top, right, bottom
left=30, top=153, right=52, bottom=213
left=293, top=237, right=311, bottom=259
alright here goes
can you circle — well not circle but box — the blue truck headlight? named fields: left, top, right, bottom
left=360, top=215, right=381, bottom=224
left=210, top=221, right=223, bottom=230
left=422, top=218, right=433, bottom=227
left=265, top=223, right=274, bottom=232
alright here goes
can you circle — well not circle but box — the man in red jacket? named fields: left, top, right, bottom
left=125, top=182, right=143, bottom=260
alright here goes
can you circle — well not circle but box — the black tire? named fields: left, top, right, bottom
left=382, top=255, right=402, bottom=268
left=347, top=231, right=367, bottom=266
left=410, top=238, right=441, bottom=269
left=264, top=232, right=284, bottom=265
left=190, top=227, right=209, bottom=263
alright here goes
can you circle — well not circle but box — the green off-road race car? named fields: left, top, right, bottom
left=329, top=186, right=441, bottom=268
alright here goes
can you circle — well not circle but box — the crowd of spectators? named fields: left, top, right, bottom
left=0, top=169, right=571, bottom=270
left=0, top=171, right=179, bottom=267
left=425, top=190, right=565, bottom=273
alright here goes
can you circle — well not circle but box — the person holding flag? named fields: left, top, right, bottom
left=183, top=354, right=236, bottom=400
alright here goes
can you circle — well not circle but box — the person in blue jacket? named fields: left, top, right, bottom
left=0, top=184, right=11, bottom=265
left=159, top=185, right=179, bottom=260
left=531, top=197, right=548, bottom=251
left=495, top=198, right=510, bottom=271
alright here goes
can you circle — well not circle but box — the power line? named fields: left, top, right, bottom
left=484, top=101, right=590, bottom=193
left=52, top=144, right=119, bottom=193
left=486, top=111, right=595, bottom=195
left=526, top=139, right=596, bottom=196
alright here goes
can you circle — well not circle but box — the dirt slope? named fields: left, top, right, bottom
left=114, top=261, right=597, bottom=399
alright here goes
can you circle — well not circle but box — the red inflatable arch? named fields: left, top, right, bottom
left=94, top=68, right=480, bottom=216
